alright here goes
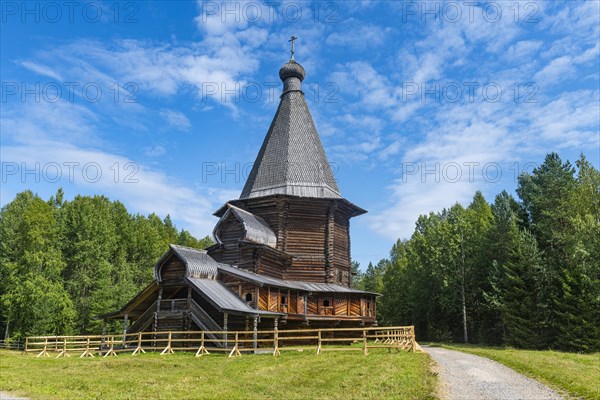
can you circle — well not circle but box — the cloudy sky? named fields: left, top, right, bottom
left=1, top=1, right=599, bottom=268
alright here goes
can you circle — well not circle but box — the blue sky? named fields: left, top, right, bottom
left=1, top=1, right=599, bottom=269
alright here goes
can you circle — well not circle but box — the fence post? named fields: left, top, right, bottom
left=272, top=330, right=280, bottom=356
left=104, top=335, right=117, bottom=357
left=160, top=331, right=174, bottom=355
left=132, top=331, right=146, bottom=355
left=80, top=337, right=94, bottom=358
left=36, top=339, right=50, bottom=358
left=317, top=329, right=322, bottom=355
left=229, top=332, right=241, bottom=357
left=363, top=330, right=368, bottom=356
left=56, top=337, right=69, bottom=358
left=195, top=331, right=209, bottom=357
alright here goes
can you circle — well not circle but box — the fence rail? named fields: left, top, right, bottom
left=24, top=326, right=417, bottom=358
left=0, top=339, right=23, bottom=351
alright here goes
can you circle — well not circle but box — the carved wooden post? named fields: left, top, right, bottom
left=100, top=319, right=107, bottom=355
left=122, top=314, right=128, bottom=347
left=154, top=287, right=163, bottom=342
left=223, top=312, right=228, bottom=348
left=304, top=294, right=307, bottom=315
left=253, top=316, right=258, bottom=351
left=325, top=203, right=336, bottom=283
left=273, top=317, right=280, bottom=356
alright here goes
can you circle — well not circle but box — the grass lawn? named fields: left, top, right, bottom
left=438, top=344, right=600, bottom=400
left=0, top=348, right=437, bottom=400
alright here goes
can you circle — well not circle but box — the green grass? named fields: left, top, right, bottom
left=0, top=349, right=437, bottom=400
left=438, top=344, right=600, bottom=400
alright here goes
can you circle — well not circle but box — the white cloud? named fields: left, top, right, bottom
left=145, top=145, right=166, bottom=157
left=378, top=141, right=402, bottom=161
left=2, top=140, right=218, bottom=236
left=330, top=61, right=397, bottom=109
left=160, top=109, right=191, bottom=131
left=20, top=61, right=64, bottom=81
left=1, top=99, right=229, bottom=237
left=325, top=23, right=389, bottom=50
left=506, top=40, right=543, bottom=61
left=533, top=55, right=575, bottom=85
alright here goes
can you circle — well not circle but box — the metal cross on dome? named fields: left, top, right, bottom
left=288, top=36, right=298, bottom=60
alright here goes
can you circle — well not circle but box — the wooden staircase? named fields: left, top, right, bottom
left=127, top=298, right=224, bottom=347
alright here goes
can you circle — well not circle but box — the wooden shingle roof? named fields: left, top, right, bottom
left=154, top=244, right=219, bottom=281
left=218, top=262, right=379, bottom=296
left=240, top=58, right=341, bottom=200
left=186, top=277, right=283, bottom=316
left=213, top=204, right=277, bottom=248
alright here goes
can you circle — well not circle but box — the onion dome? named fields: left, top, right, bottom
left=279, top=59, right=305, bottom=82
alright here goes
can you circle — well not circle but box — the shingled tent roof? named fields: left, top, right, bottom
left=240, top=59, right=341, bottom=200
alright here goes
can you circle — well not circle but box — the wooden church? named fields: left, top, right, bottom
left=100, top=50, right=379, bottom=338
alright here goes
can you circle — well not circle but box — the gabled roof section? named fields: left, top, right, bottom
left=213, top=204, right=277, bottom=248
left=186, top=277, right=283, bottom=316
left=240, top=59, right=341, bottom=200
left=154, top=245, right=380, bottom=296
left=154, top=244, right=219, bottom=281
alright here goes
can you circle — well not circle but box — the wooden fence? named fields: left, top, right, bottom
left=0, top=339, right=23, bottom=351
left=24, top=326, right=417, bottom=358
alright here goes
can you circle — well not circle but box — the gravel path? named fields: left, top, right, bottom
left=424, top=346, right=564, bottom=400
left=0, top=392, right=28, bottom=400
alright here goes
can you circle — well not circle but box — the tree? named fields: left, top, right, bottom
left=517, top=152, right=577, bottom=346
left=378, top=152, right=597, bottom=351
left=350, top=261, right=364, bottom=289
left=555, top=155, right=600, bottom=351
left=501, top=230, right=544, bottom=348
left=362, top=260, right=387, bottom=293
left=0, top=191, right=75, bottom=337
left=481, top=191, right=520, bottom=344
left=380, top=240, right=413, bottom=327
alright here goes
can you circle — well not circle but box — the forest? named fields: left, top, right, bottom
left=1, top=152, right=598, bottom=353
left=0, top=190, right=213, bottom=338
left=353, top=153, right=599, bottom=352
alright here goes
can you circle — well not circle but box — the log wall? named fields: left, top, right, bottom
left=215, top=212, right=244, bottom=244
left=212, top=195, right=359, bottom=286
left=158, top=257, right=186, bottom=286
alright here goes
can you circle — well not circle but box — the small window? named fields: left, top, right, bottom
left=245, top=293, right=253, bottom=302
left=281, top=296, right=287, bottom=304
left=338, top=270, right=343, bottom=282
left=323, top=299, right=330, bottom=307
